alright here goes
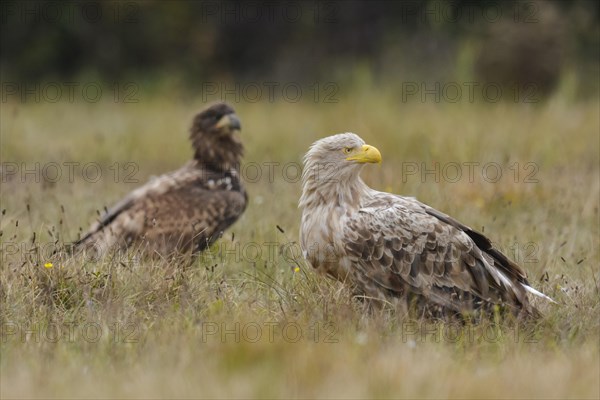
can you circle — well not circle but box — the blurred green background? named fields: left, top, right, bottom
left=1, top=2, right=599, bottom=398
left=1, top=0, right=599, bottom=99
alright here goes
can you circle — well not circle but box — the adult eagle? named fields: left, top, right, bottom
left=299, top=133, right=552, bottom=317
left=75, top=103, right=247, bottom=259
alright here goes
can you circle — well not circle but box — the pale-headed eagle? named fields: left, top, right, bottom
left=299, top=133, right=553, bottom=317
left=75, top=103, right=247, bottom=259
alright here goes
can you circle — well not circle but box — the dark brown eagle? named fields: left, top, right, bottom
left=299, top=133, right=554, bottom=318
left=75, top=103, right=247, bottom=259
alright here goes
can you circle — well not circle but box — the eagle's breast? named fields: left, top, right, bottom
left=301, top=202, right=356, bottom=280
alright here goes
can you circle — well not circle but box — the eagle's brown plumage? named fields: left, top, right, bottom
left=75, top=103, right=247, bottom=259
left=299, top=133, right=553, bottom=318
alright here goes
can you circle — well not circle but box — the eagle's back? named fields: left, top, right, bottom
left=76, top=162, right=246, bottom=258
left=309, top=191, right=535, bottom=316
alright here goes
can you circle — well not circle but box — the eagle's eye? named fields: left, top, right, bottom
left=342, top=147, right=353, bottom=154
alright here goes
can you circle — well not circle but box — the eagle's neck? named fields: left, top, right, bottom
left=299, top=164, right=371, bottom=279
left=299, top=165, right=369, bottom=212
left=193, top=136, right=244, bottom=173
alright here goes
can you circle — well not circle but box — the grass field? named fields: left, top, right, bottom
left=1, top=87, right=599, bottom=399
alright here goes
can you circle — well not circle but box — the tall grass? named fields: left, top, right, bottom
left=1, top=87, right=598, bottom=399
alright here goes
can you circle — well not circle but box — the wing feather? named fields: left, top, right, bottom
left=75, top=162, right=246, bottom=256
left=342, top=194, right=530, bottom=313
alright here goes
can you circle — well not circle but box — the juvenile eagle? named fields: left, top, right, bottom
left=299, top=133, right=552, bottom=317
left=75, top=103, right=247, bottom=259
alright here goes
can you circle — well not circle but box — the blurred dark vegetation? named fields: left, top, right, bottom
left=1, top=0, right=599, bottom=98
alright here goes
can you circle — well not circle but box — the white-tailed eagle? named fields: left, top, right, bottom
left=75, top=103, right=247, bottom=259
left=299, top=133, right=553, bottom=317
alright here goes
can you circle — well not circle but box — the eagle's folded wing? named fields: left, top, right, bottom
left=342, top=197, right=529, bottom=313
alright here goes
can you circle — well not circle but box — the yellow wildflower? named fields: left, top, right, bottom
left=44, top=262, right=53, bottom=269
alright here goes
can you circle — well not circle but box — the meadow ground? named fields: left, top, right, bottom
left=1, top=88, right=599, bottom=399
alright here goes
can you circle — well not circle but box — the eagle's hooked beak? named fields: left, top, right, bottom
left=346, top=144, right=382, bottom=164
left=216, top=113, right=242, bottom=132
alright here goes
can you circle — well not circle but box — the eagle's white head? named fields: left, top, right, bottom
left=299, top=133, right=381, bottom=209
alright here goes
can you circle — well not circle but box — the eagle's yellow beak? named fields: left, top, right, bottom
left=215, top=113, right=242, bottom=131
left=346, top=144, right=382, bottom=164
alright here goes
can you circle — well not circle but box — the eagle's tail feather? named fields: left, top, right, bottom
left=523, top=283, right=557, bottom=303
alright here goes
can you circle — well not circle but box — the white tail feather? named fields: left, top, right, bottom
left=523, top=284, right=557, bottom=303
